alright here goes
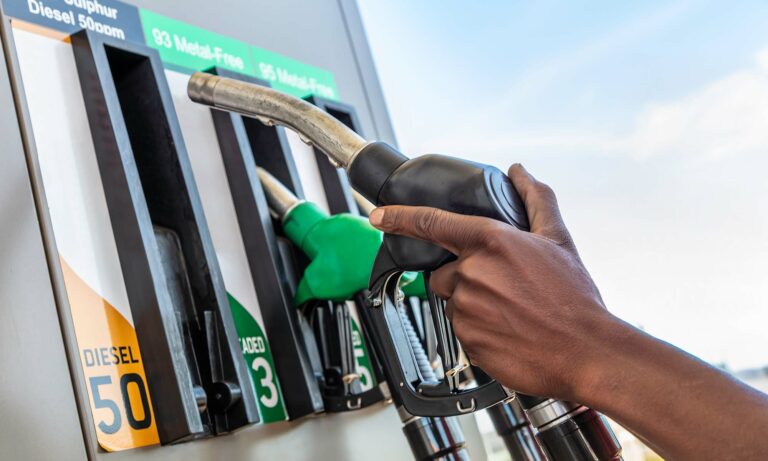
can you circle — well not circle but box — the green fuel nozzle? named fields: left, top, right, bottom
left=257, top=167, right=383, bottom=306
left=256, top=168, right=389, bottom=413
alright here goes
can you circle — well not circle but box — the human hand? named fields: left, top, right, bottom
left=368, top=164, right=620, bottom=402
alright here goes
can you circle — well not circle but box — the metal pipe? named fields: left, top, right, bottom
left=353, top=190, right=376, bottom=216
left=256, top=166, right=302, bottom=219
left=188, top=72, right=368, bottom=168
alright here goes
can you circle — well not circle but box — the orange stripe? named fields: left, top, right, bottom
left=11, top=18, right=71, bottom=43
left=59, top=257, right=160, bottom=451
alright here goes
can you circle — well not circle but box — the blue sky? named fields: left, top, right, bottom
left=358, top=1, right=768, bottom=370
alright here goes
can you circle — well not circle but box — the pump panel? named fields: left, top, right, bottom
left=173, top=66, right=323, bottom=420
left=71, top=30, right=259, bottom=443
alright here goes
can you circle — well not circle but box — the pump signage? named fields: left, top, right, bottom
left=3, top=0, right=144, bottom=41
left=1, top=0, right=339, bottom=100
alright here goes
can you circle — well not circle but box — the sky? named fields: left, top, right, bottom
left=358, top=1, right=768, bottom=370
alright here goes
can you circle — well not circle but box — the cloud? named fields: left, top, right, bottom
left=493, top=1, right=694, bottom=116
left=419, top=47, right=768, bottom=165
left=627, top=51, right=768, bottom=160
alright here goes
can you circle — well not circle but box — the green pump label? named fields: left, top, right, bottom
left=348, top=303, right=376, bottom=390
left=228, top=294, right=288, bottom=422
left=139, top=9, right=338, bottom=99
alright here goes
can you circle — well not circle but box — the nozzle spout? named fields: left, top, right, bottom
left=353, top=191, right=376, bottom=215
left=188, top=72, right=368, bottom=168
left=256, top=167, right=302, bottom=219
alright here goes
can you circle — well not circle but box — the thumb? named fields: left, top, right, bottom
left=369, top=205, right=500, bottom=255
left=508, top=164, right=575, bottom=250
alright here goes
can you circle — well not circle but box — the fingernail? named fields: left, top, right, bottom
left=369, top=207, right=384, bottom=226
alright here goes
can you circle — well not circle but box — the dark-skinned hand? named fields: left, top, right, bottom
left=368, top=163, right=616, bottom=402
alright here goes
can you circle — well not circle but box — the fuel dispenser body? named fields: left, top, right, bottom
left=0, top=0, right=489, bottom=459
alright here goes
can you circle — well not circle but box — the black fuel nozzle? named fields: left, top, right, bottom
left=188, top=74, right=622, bottom=461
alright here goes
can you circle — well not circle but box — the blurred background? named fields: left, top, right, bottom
left=358, top=2, right=768, bottom=459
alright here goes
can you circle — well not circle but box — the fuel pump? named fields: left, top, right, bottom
left=188, top=72, right=623, bottom=461
left=257, top=167, right=470, bottom=460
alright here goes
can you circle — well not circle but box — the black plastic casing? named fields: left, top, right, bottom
left=536, top=410, right=622, bottom=461
left=205, top=67, right=325, bottom=420
left=72, top=31, right=260, bottom=443
left=487, top=403, right=545, bottom=461
left=348, top=142, right=529, bottom=284
left=402, top=416, right=470, bottom=461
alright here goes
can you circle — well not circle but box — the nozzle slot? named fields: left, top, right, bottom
left=284, top=97, right=387, bottom=411
left=205, top=67, right=324, bottom=419
left=72, top=31, right=259, bottom=443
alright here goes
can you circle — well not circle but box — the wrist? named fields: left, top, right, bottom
left=568, top=313, right=644, bottom=408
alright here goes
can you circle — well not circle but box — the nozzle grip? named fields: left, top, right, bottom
left=350, top=152, right=529, bottom=288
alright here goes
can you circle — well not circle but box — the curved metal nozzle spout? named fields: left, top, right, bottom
left=353, top=190, right=376, bottom=216
left=188, top=72, right=368, bottom=169
left=256, top=167, right=302, bottom=219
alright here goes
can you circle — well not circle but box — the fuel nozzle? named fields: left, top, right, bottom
left=257, top=166, right=384, bottom=303
left=257, top=167, right=387, bottom=412
left=188, top=72, right=526, bottom=274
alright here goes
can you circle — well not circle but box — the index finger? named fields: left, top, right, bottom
left=368, top=205, right=499, bottom=255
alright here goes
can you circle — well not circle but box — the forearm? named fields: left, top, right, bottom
left=578, top=317, right=768, bottom=460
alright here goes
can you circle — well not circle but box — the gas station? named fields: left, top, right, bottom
left=6, top=0, right=739, bottom=460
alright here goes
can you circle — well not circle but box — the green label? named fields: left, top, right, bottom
left=140, top=9, right=254, bottom=74
left=138, top=9, right=339, bottom=100
left=228, top=294, right=288, bottom=423
left=251, top=47, right=338, bottom=100
left=350, top=317, right=376, bottom=389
